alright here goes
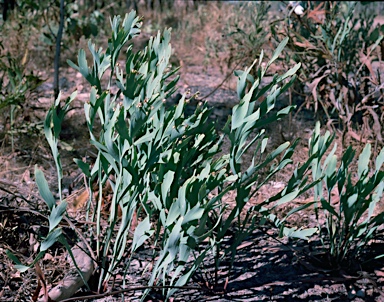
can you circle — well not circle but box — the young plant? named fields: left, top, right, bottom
left=67, top=12, right=322, bottom=298
left=310, top=122, right=384, bottom=266
left=223, top=1, right=272, bottom=72
left=9, top=10, right=328, bottom=301
left=0, top=42, right=43, bottom=150
left=280, top=1, right=384, bottom=145
left=6, top=91, right=86, bottom=283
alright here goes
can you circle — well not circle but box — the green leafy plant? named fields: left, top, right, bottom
left=280, top=1, right=383, bottom=145
left=223, top=2, right=271, bottom=71
left=206, top=2, right=273, bottom=75
left=67, top=12, right=322, bottom=298
left=309, top=121, right=384, bottom=267
left=8, top=10, right=332, bottom=301
left=1, top=0, right=106, bottom=68
left=0, top=46, right=42, bottom=111
left=6, top=91, right=85, bottom=279
left=0, top=42, right=43, bottom=150
left=66, top=2, right=104, bottom=42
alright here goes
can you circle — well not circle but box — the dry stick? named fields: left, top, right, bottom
left=0, top=178, right=18, bottom=187
left=0, top=178, right=53, bottom=205
left=255, top=224, right=325, bottom=266
left=199, top=59, right=245, bottom=101
left=0, top=206, right=48, bottom=220
left=199, top=52, right=288, bottom=104
left=53, top=0, right=65, bottom=99
left=59, top=285, right=209, bottom=302
left=42, top=10, right=57, bottom=40
left=0, top=185, right=33, bottom=204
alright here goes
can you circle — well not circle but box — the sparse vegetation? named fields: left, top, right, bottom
left=0, top=1, right=383, bottom=301
left=277, top=1, right=384, bottom=148
left=310, top=121, right=384, bottom=267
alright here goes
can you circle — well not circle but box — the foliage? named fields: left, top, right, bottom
left=6, top=91, right=83, bottom=275
left=1, top=0, right=105, bottom=65
left=67, top=11, right=317, bottom=299
left=0, top=41, right=43, bottom=151
left=5, top=10, right=328, bottom=300
left=205, top=2, right=273, bottom=73
left=0, top=43, right=42, bottom=111
left=279, top=1, right=384, bottom=145
left=222, top=2, right=272, bottom=73
left=64, top=2, right=104, bottom=42
left=2, top=2, right=384, bottom=300
left=310, top=121, right=384, bottom=266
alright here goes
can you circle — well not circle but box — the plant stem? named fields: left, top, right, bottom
left=53, top=0, right=65, bottom=99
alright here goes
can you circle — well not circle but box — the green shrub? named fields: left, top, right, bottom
left=205, top=2, right=272, bottom=74
left=1, top=0, right=105, bottom=66
left=0, top=44, right=42, bottom=111
left=8, top=10, right=329, bottom=301
left=222, top=2, right=271, bottom=72
left=0, top=41, right=43, bottom=150
left=310, top=121, right=384, bottom=266
left=280, top=1, right=383, bottom=145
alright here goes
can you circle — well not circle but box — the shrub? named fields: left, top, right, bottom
left=279, top=1, right=384, bottom=146
left=221, top=1, right=272, bottom=73
left=0, top=41, right=43, bottom=150
left=205, top=2, right=272, bottom=74
left=0, top=43, right=42, bottom=111
left=310, top=121, right=384, bottom=267
left=8, top=10, right=328, bottom=301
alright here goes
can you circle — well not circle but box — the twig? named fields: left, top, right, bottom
left=0, top=202, right=97, bottom=266
left=60, top=285, right=209, bottom=302
left=0, top=185, right=32, bottom=203
left=42, top=10, right=57, bottom=40
left=0, top=178, right=18, bottom=187
left=200, top=59, right=245, bottom=101
left=0, top=206, right=48, bottom=220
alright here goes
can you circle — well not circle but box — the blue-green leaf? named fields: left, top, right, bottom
left=358, top=143, right=371, bottom=178
left=268, top=37, right=288, bottom=66
left=40, top=228, right=62, bottom=252
left=35, top=165, right=56, bottom=211
left=49, top=201, right=67, bottom=232
left=132, top=217, right=153, bottom=251
left=375, top=147, right=384, bottom=172
left=74, top=159, right=91, bottom=177
left=162, top=171, right=175, bottom=205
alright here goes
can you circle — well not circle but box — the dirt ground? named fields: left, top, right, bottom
left=1, top=12, right=384, bottom=302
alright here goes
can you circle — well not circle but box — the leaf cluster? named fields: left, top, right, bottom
left=6, top=8, right=384, bottom=301
left=280, top=1, right=384, bottom=145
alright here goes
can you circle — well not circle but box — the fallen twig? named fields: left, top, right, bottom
left=60, top=285, right=208, bottom=302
